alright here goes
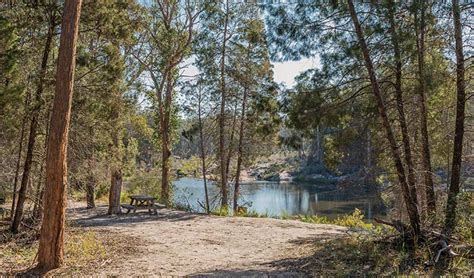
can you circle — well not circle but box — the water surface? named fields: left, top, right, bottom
left=173, top=177, right=385, bottom=219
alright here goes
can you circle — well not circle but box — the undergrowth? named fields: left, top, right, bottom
left=0, top=226, right=138, bottom=275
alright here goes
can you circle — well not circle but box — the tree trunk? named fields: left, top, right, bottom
left=108, top=110, right=123, bottom=215
left=108, top=169, right=122, bottom=215
left=11, top=12, right=55, bottom=233
left=388, top=0, right=419, bottom=209
left=444, top=0, right=466, bottom=237
left=36, top=0, right=82, bottom=271
left=347, top=0, right=420, bottom=238
left=33, top=108, right=51, bottom=222
left=234, top=86, right=248, bottom=214
left=86, top=174, right=95, bottom=209
left=225, top=103, right=239, bottom=180
left=32, top=159, right=44, bottom=221
left=415, top=0, right=436, bottom=212
left=160, top=73, right=174, bottom=206
left=197, top=87, right=210, bottom=214
left=218, top=0, right=230, bottom=210
left=10, top=90, right=31, bottom=219
left=86, top=130, right=95, bottom=209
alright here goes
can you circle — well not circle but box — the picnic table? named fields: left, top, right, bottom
left=121, top=195, right=160, bottom=214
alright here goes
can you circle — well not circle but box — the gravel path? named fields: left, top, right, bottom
left=70, top=205, right=347, bottom=277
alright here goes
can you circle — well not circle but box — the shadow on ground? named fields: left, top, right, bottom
left=190, top=269, right=308, bottom=277
left=69, top=205, right=200, bottom=228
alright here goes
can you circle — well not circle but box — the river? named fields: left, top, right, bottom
left=173, top=177, right=386, bottom=219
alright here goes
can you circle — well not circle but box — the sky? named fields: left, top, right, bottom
left=271, top=57, right=320, bottom=87
left=182, top=56, right=321, bottom=88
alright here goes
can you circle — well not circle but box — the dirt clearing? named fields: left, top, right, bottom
left=68, top=204, right=347, bottom=276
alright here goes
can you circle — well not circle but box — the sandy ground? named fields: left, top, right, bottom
left=69, top=204, right=347, bottom=277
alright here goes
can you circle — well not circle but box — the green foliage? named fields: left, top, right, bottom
left=298, top=209, right=376, bottom=230
left=177, top=156, right=201, bottom=177
left=122, top=169, right=162, bottom=202
left=333, top=209, right=373, bottom=229
left=211, top=206, right=229, bottom=217
left=236, top=209, right=269, bottom=218
left=297, top=214, right=330, bottom=224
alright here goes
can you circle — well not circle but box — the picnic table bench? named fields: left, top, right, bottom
left=121, top=195, right=164, bottom=215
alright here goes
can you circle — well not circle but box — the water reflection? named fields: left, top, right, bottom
left=173, top=178, right=385, bottom=219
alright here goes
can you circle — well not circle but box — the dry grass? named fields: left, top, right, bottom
left=0, top=225, right=140, bottom=276
left=269, top=232, right=474, bottom=277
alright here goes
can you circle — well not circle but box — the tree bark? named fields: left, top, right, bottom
left=36, top=0, right=82, bottom=271
left=347, top=0, right=420, bottom=238
left=11, top=11, right=55, bottom=233
left=234, top=86, right=248, bottom=214
left=388, top=0, right=419, bottom=208
left=444, top=0, right=466, bottom=237
left=218, top=0, right=230, bottom=209
left=108, top=110, right=123, bottom=215
left=415, top=0, right=436, bottom=212
left=86, top=166, right=96, bottom=209
left=160, top=73, right=174, bottom=206
left=108, top=168, right=122, bottom=215
left=197, top=87, right=210, bottom=214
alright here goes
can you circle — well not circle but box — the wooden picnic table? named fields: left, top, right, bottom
left=121, top=195, right=159, bottom=214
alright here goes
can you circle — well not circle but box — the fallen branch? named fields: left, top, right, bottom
left=435, top=239, right=459, bottom=263
left=374, top=217, right=410, bottom=234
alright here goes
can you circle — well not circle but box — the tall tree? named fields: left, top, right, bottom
left=134, top=0, right=201, bottom=206
left=218, top=0, right=230, bottom=209
left=11, top=4, right=58, bottom=233
left=414, top=0, right=436, bottom=212
left=444, top=0, right=466, bottom=237
left=36, top=0, right=82, bottom=271
left=387, top=0, right=418, bottom=213
left=347, top=0, right=421, bottom=238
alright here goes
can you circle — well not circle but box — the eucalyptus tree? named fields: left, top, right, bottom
left=195, top=0, right=277, bottom=210
left=133, top=0, right=203, bottom=206
left=230, top=7, right=276, bottom=213
left=37, top=0, right=82, bottom=271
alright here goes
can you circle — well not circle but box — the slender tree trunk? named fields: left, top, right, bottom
left=234, top=86, right=248, bottom=214
left=86, top=159, right=95, bottom=209
left=444, top=0, right=466, bottom=237
left=10, top=90, right=31, bottom=218
left=197, top=88, right=210, bottom=214
left=32, top=159, right=44, bottom=221
left=160, top=74, right=174, bottom=206
left=36, top=0, right=82, bottom=271
left=347, top=0, right=420, bottom=237
left=218, top=0, right=230, bottom=209
left=108, top=169, right=122, bottom=215
left=225, top=103, right=238, bottom=180
left=86, top=126, right=95, bottom=209
left=108, top=114, right=123, bottom=215
left=415, top=0, right=436, bottom=212
left=388, top=0, right=419, bottom=208
left=11, top=13, right=55, bottom=233
left=33, top=108, right=50, bottom=222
